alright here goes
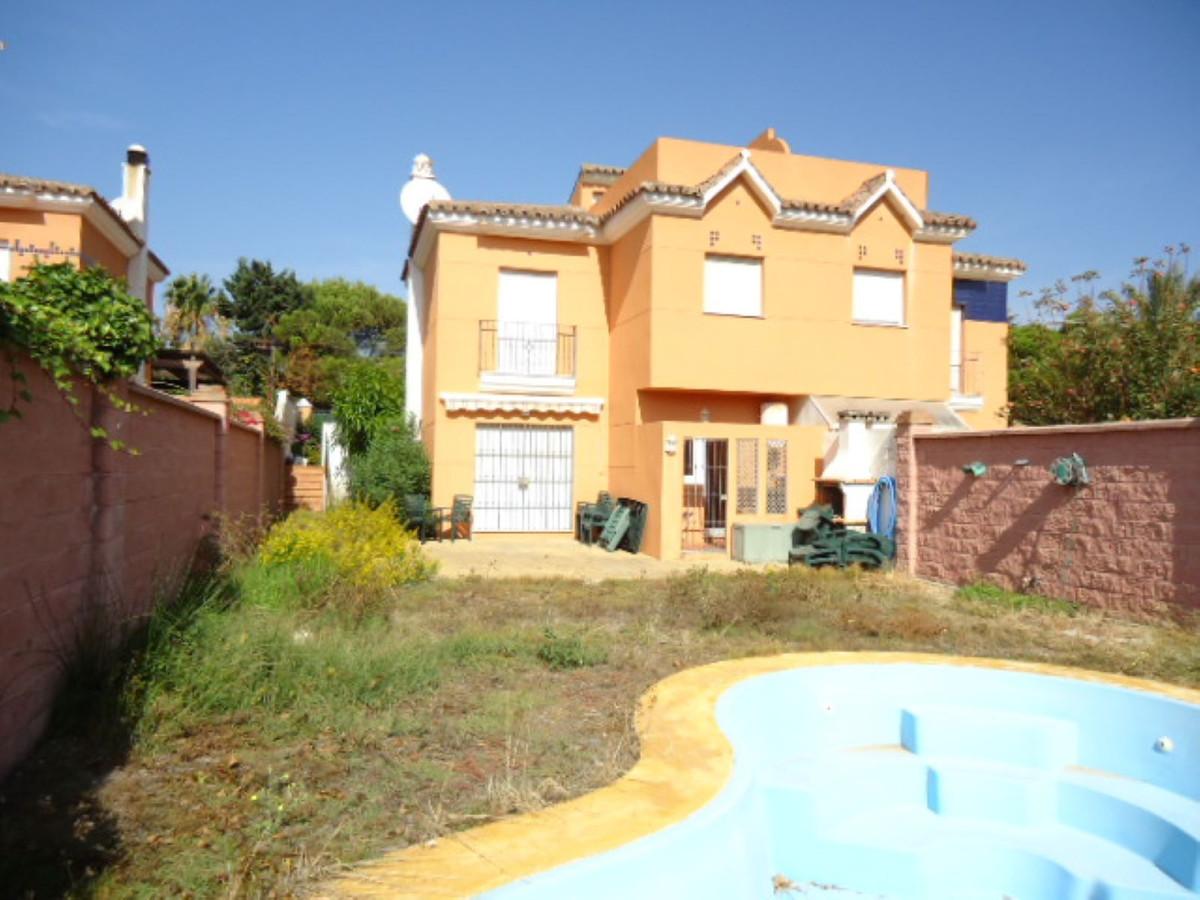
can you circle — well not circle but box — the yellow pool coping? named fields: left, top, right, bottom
left=325, top=652, right=1200, bottom=898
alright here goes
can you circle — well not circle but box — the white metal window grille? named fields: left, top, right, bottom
left=0, top=247, right=10, bottom=282
left=474, top=425, right=574, bottom=532
left=766, top=440, right=788, bottom=514
left=852, top=269, right=905, bottom=325
left=704, top=255, right=762, bottom=317
left=736, top=438, right=758, bottom=514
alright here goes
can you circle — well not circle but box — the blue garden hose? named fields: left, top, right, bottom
left=868, top=475, right=898, bottom=540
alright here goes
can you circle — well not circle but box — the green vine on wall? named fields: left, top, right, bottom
left=0, top=262, right=160, bottom=451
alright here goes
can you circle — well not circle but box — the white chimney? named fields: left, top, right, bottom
left=113, top=144, right=150, bottom=303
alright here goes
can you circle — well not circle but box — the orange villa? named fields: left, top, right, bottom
left=401, top=128, right=1024, bottom=559
left=0, top=146, right=167, bottom=309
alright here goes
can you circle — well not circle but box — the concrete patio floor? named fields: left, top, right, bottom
left=423, top=533, right=754, bottom=580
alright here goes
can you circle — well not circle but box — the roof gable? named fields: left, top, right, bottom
left=842, top=170, right=924, bottom=232
left=697, top=151, right=781, bottom=216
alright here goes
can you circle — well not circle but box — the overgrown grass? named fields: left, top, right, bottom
left=3, top=558, right=1198, bottom=898
left=955, top=581, right=1080, bottom=616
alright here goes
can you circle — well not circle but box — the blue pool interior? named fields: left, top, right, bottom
left=481, top=663, right=1200, bottom=899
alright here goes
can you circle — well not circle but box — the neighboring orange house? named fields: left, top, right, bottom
left=402, top=129, right=1024, bottom=558
left=0, top=145, right=168, bottom=309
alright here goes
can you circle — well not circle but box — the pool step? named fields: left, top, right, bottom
left=796, top=806, right=1194, bottom=899
left=761, top=751, right=1200, bottom=898
left=900, top=704, right=1079, bottom=770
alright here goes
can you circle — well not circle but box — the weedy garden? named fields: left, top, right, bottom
left=2, top=504, right=1197, bottom=898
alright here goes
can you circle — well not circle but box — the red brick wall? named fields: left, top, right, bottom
left=0, top=356, right=286, bottom=781
left=897, top=418, right=1200, bottom=616
left=225, top=422, right=263, bottom=525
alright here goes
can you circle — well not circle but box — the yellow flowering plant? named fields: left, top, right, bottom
left=259, top=501, right=436, bottom=591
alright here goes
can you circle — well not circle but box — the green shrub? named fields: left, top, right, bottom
left=536, top=628, right=607, bottom=670
left=0, top=263, right=158, bottom=445
left=330, top=360, right=404, bottom=455
left=258, top=501, right=436, bottom=592
left=349, top=416, right=431, bottom=507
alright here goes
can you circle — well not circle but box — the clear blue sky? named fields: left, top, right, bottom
left=4, top=0, right=1198, bottom=319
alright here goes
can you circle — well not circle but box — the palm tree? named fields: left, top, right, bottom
left=162, top=274, right=227, bottom=351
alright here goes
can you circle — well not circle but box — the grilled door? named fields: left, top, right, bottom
left=474, top=425, right=574, bottom=532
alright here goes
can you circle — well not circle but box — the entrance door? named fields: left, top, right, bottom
left=474, top=425, right=574, bottom=532
left=497, top=270, right=557, bottom=376
left=681, top=437, right=728, bottom=551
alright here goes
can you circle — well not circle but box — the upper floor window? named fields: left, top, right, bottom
left=853, top=269, right=905, bottom=326
left=704, top=255, right=762, bottom=318
left=0, top=246, right=10, bottom=282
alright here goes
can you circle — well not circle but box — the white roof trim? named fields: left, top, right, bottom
left=850, top=170, right=924, bottom=232
left=953, top=258, right=1025, bottom=282
left=427, top=208, right=598, bottom=243
left=700, top=150, right=782, bottom=215
left=441, top=392, right=604, bottom=416
left=915, top=222, right=973, bottom=244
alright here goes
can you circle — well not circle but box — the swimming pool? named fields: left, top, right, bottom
left=479, top=662, right=1200, bottom=900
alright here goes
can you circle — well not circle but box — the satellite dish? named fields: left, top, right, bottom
left=400, top=153, right=451, bottom=224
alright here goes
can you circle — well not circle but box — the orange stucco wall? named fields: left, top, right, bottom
left=642, top=180, right=955, bottom=399
left=421, top=232, right=610, bottom=521
left=593, top=137, right=928, bottom=218
left=957, top=319, right=1009, bottom=428
left=648, top=421, right=826, bottom=559
left=418, top=133, right=1011, bottom=556
left=0, top=208, right=84, bottom=277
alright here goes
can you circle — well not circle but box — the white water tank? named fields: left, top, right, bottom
left=760, top=402, right=788, bottom=426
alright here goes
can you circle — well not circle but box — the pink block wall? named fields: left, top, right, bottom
left=898, top=418, right=1200, bottom=616
left=0, top=356, right=286, bottom=781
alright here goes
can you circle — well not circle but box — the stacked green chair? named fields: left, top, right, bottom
left=789, top=503, right=894, bottom=569
left=579, top=491, right=615, bottom=545
left=404, top=494, right=442, bottom=543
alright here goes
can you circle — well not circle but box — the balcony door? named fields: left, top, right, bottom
left=497, top=270, right=557, bottom=377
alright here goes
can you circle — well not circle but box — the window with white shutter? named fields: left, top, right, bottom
left=0, top=247, right=11, bottom=282
left=852, top=269, right=905, bottom=325
left=704, top=255, right=763, bottom=317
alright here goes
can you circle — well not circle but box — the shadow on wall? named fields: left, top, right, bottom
left=0, top=580, right=139, bottom=898
left=0, top=562, right=220, bottom=897
left=1167, top=429, right=1200, bottom=615
left=975, top=481, right=1074, bottom=596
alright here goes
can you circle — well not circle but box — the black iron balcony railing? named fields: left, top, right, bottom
left=479, top=320, right=577, bottom=378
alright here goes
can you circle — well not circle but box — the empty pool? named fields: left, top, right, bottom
left=482, top=663, right=1200, bottom=899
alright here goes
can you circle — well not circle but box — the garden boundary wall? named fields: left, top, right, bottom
left=895, top=414, right=1200, bottom=616
left=0, top=356, right=286, bottom=781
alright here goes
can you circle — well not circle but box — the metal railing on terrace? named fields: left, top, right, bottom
left=479, top=320, right=577, bottom=379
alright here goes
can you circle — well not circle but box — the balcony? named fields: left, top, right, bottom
left=949, top=354, right=985, bottom=411
left=479, top=320, right=577, bottom=394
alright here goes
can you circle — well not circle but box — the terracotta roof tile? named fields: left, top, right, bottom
left=838, top=172, right=888, bottom=211
left=923, top=209, right=977, bottom=230
left=953, top=251, right=1027, bottom=272
left=426, top=199, right=598, bottom=226
left=0, top=173, right=96, bottom=198
left=779, top=197, right=849, bottom=215
left=576, top=164, right=626, bottom=186
left=0, top=172, right=168, bottom=275
left=598, top=180, right=703, bottom=220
